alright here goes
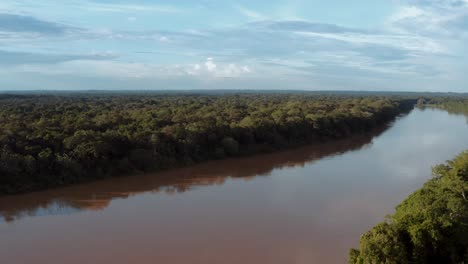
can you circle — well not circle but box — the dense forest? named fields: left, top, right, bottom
left=349, top=151, right=468, bottom=264
left=350, top=98, right=468, bottom=264
left=0, top=94, right=415, bottom=194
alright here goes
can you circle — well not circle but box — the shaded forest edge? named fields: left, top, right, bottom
left=0, top=94, right=416, bottom=195
left=350, top=98, right=468, bottom=264
left=0, top=127, right=388, bottom=223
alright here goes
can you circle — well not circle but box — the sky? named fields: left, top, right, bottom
left=0, top=0, right=467, bottom=91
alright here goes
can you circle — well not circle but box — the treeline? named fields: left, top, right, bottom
left=0, top=94, right=414, bottom=194
left=418, top=97, right=468, bottom=116
left=349, top=151, right=468, bottom=264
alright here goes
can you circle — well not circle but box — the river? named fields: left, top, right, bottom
left=1, top=108, right=468, bottom=264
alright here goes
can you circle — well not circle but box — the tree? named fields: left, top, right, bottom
left=350, top=151, right=468, bottom=264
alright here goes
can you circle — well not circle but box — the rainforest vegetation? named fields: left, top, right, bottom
left=349, top=151, right=468, bottom=264
left=350, top=98, right=468, bottom=264
left=0, top=93, right=414, bottom=194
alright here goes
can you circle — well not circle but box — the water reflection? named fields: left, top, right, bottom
left=0, top=124, right=389, bottom=223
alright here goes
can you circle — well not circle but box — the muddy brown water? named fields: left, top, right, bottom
left=1, top=108, right=468, bottom=264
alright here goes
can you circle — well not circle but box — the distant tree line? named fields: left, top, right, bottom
left=417, top=97, right=468, bottom=116
left=0, top=94, right=415, bottom=194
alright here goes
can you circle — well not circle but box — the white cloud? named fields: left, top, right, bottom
left=159, top=36, right=169, bottom=43
left=191, top=58, right=251, bottom=78
left=205, top=57, right=217, bottom=72
left=389, top=6, right=426, bottom=21
left=235, top=5, right=267, bottom=20
left=83, top=3, right=182, bottom=13
left=23, top=1, right=184, bottom=13
left=388, top=2, right=468, bottom=37
left=296, top=31, right=445, bottom=54
left=6, top=58, right=252, bottom=79
left=15, top=60, right=153, bottom=78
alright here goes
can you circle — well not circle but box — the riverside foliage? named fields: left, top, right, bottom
left=350, top=98, right=468, bottom=264
left=0, top=94, right=414, bottom=194
left=350, top=151, right=468, bottom=264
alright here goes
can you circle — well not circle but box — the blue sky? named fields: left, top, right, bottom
left=0, top=0, right=467, bottom=91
